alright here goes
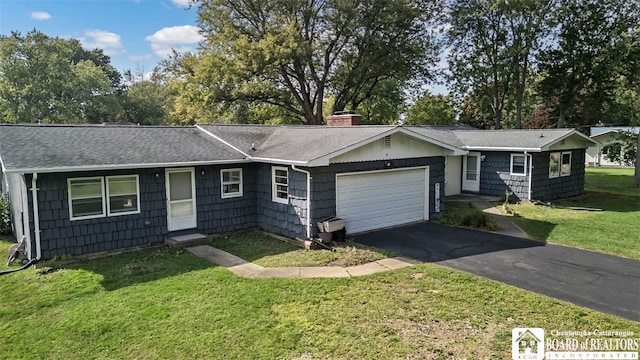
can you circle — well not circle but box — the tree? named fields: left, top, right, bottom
left=0, top=30, right=123, bottom=124
left=120, top=69, right=178, bottom=125
left=601, top=131, right=637, bottom=167
left=537, top=0, right=640, bottom=128
left=167, top=0, right=442, bottom=125
left=504, top=0, right=553, bottom=128
left=447, top=0, right=551, bottom=129
left=405, top=92, right=456, bottom=125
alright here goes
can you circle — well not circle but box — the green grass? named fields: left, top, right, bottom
left=1, top=235, right=638, bottom=360
left=210, top=231, right=393, bottom=267
left=503, top=168, right=640, bottom=259
left=436, top=201, right=498, bottom=231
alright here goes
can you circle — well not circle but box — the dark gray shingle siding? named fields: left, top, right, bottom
left=195, top=164, right=258, bottom=234
left=29, top=164, right=260, bottom=259
left=30, top=169, right=167, bottom=259
left=477, top=150, right=586, bottom=202
left=531, top=150, right=586, bottom=201
left=478, top=152, right=530, bottom=200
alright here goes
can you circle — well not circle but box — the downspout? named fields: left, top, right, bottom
left=291, top=165, right=312, bottom=239
left=31, top=173, right=42, bottom=260
left=524, top=152, right=532, bottom=201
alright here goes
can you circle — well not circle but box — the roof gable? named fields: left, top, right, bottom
left=452, top=129, right=596, bottom=152
left=199, top=124, right=467, bottom=166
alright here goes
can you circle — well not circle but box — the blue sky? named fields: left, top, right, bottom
left=0, top=0, right=201, bottom=76
left=0, top=0, right=448, bottom=94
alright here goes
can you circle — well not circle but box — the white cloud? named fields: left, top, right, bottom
left=145, top=25, right=203, bottom=58
left=30, top=11, right=51, bottom=20
left=128, top=54, right=154, bottom=62
left=79, top=30, right=125, bottom=56
left=171, top=0, right=192, bottom=8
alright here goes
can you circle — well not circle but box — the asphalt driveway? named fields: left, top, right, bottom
left=353, top=222, right=640, bottom=321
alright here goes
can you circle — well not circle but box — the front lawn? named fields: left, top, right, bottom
left=1, top=236, right=638, bottom=359
left=503, top=168, right=640, bottom=259
left=210, top=231, right=393, bottom=267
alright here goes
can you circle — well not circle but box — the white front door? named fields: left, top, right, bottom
left=462, top=152, right=481, bottom=192
left=166, top=168, right=197, bottom=231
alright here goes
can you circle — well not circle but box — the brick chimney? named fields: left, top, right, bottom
left=326, top=112, right=362, bottom=126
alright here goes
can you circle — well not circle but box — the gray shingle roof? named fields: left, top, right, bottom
left=198, top=124, right=397, bottom=164
left=0, top=124, right=245, bottom=173
left=1, top=123, right=598, bottom=173
left=452, top=129, right=593, bottom=150
left=403, top=126, right=467, bottom=148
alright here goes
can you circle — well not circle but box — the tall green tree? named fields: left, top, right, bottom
left=121, top=69, right=178, bottom=125
left=167, top=0, right=443, bottom=125
left=0, top=30, right=123, bottom=124
left=447, top=0, right=552, bottom=129
left=405, top=92, right=456, bottom=125
left=537, top=0, right=640, bottom=128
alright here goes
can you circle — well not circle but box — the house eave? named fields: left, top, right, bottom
left=2, top=159, right=251, bottom=174
left=463, top=146, right=542, bottom=152
left=246, top=157, right=310, bottom=166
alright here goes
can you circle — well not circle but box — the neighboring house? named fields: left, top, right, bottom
left=0, top=114, right=596, bottom=260
left=585, top=126, right=638, bottom=167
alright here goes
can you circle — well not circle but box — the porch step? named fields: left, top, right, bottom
left=165, top=233, right=210, bottom=248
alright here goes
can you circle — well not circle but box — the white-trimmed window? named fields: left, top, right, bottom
left=510, top=154, right=527, bottom=176
left=272, top=166, right=289, bottom=204
left=221, top=168, right=243, bottom=198
left=561, top=152, right=572, bottom=176
left=106, top=175, right=140, bottom=216
left=550, top=152, right=572, bottom=178
left=68, top=177, right=106, bottom=220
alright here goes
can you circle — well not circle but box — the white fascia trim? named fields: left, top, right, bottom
left=249, top=157, right=310, bottom=166
left=195, top=125, right=251, bottom=158
left=464, top=146, right=541, bottom=152
left=3, top=159, right=250, bottom=174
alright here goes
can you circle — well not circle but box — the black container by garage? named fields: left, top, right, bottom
left=332, top=228, right=346, bottom=242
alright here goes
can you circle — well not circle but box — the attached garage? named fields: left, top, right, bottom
left=335, top=167, right=429, bottom=234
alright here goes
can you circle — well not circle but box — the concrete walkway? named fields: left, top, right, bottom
left=185, top=197, right=528, bottom=279
left=186, top=244, right=421, bottom=278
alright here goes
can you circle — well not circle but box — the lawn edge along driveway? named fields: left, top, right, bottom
left=354, top=221, right=640, bottom=321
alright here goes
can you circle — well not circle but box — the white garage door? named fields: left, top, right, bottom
left=336, top=167, right=429, bottom=234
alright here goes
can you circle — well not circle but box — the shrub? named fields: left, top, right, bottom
left=437, top=201, right=498, bottom=231
left=0, top=195, right=13, bottom=235
left=460, top=211, right=497, bottom=231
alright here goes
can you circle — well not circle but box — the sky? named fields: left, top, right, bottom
left=0, top=0, right=202, bottom=76
left=0, top=0, right=448, bottom=94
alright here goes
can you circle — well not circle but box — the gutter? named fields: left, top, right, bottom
left=524, top=152, right=533, bottom=201
left=290, top=165, right=312, bottom=240
left=3, top=159, right=250, bottom=175
left=30, top=173, right=42, bottom=260
left=464, top=146, right=541, bottom=152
